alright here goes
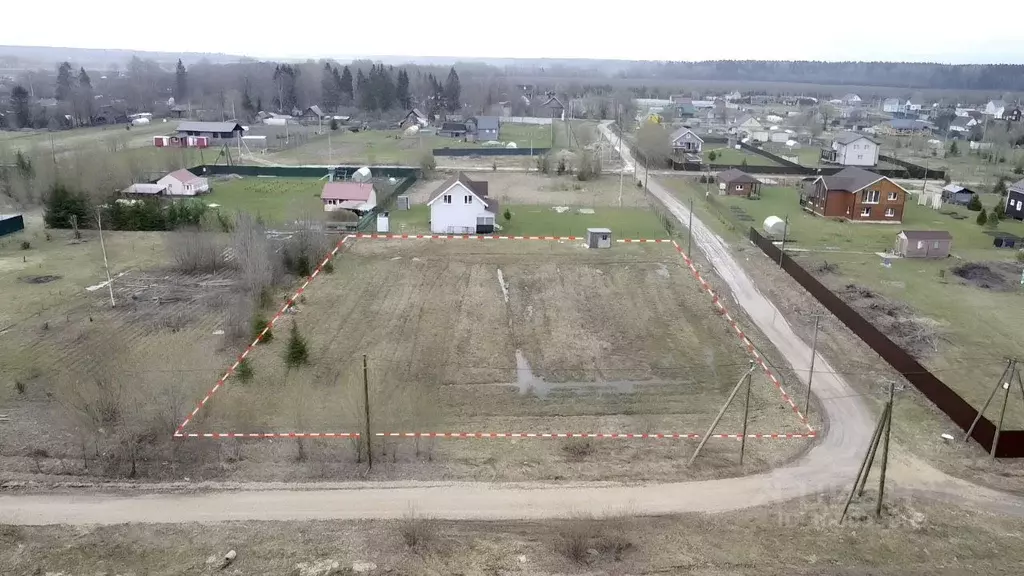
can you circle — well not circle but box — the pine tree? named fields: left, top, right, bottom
left=241, top=88, right=255, bottom=119
left=356, top=68, right=373, bottom=111
left=976, top=207, right=988, bottom=226
left=396, top=69, right=410, bottom=110
left=949, top=140, right=959, bottom=155
left=285, top=321, right=309, bottom=367
left=10, top=85, right=31, bottom=129
left=340, top=66, right=354, bottom=106
left=174, top=59, right=188, bottom=102
left=74, top=67, right=93, bottom=125
left=55, top=62, right=74, bottom=101
left=252, top=313, right=273, bottom=343
left=236, top=358, right=254, bottom=383
left=378, top=65, right=396, bottom=111
left=967, top=193, right=983, bottom=211
left=443, top=67, right=461, bottom=112
left=994, top=177, right=1008, bottom=196
left=321, top=63, right=339, bottom=112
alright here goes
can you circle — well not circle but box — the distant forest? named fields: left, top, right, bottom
left=614, top=61, right=1024, bottom=91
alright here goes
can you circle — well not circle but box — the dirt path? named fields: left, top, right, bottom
left=0, top=127, right=1016, bottom=525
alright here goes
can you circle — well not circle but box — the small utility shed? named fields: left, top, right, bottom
left=894, top=230, right=952, bottom=258
left=472, top=116, right=500, bottom=141
left=586, top=228, right=612, bottom=249
left=717, top=168, right=761, bottom=198
left=942, top=183, right=975, bottom=206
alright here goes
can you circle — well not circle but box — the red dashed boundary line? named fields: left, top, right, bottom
left=175, top=234, right=814, bottom=440
left=671, top=240, right=815, bottom=435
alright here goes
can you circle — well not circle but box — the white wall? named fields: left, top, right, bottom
left=429, top=182, right=495, bottom=233
left=157, top=175, right=209, bottom=196
left=837, top=139, right=878, bottom=166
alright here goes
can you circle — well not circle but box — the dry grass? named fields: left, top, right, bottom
left=398, top=510, right=435, bottom=550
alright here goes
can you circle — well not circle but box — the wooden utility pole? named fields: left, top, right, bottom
left=95, top=207, right=115, bottom=308
left=363, top=354, right=372, bottom=469
left=964, top=359, right=1014, bottom=447
left=805, top=315, right=822, bottom=417
left=739, top=366, right=753, bottom=465
left=687, top=198, right=694, bottom=258
left=778, top=215, right=789, bottom=265
left=875, top=380, right=895, bottom=517
left=690, top=363, right=757, bottom=466
left=840, top=380, right=896, bottom=523
left=992, top=360, right=1017, bottom=458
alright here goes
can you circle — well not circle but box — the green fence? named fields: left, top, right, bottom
left=193, top=164, right=420, bottom=179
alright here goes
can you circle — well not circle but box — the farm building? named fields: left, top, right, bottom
left=985, top=100, right=1006, bottom=118
left=820, top=132, right=879, bottom=167
left=717, top=169, right=761, bottom=198
left=427, top=172, right=498, bottom=234
left=883, top=98, right=901, bottom=113
left=156, top=169, right=209, bottom=197
left=805, top=167, right=906, bottom=223
left=438, top=122, right=469, bottom=138
left=1004, top=179, right=1024, bottom=220
left=878, top=119, right=931, bottom=135
left=121, top=183, right=168, bottom=196
left=841, top=93, right=862, bottom=105
left=948, top=116, right=977, bottom=133
left=321, top=182, right=377, bottom=213
left=941, top=184, right=976, bottom=206
left=471, top=116, right=500, bottom=141
left=670, top=127, right=703, bottom=154
left=175, top=121, right=243, bottom=141
left=733, top=114, right=763, bottom=131
left=300, top=105, right=324, bottom=125
left=894, top=230, right=953, bottom=258
left=541, top=95, right=565, bottom=119
left=401, top=108, right=429, bottom=128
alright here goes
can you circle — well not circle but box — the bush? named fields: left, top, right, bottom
left=558, top=519, right=591, bottom=565
left=167, top=228, right=226, bottom=274
left=1016, top=250, right=1024, bottom=263
left=43, top=183, right=91, bottom=230
left=986, top=208, right=1000, bottom=228
left=398, top=512, right=434, bottom=549
left=994, top=200, right=1006, bottom=219
left=967, top=194, right=983, bottom=211
left=419, top=151, right=436, bottom=173
left=323, top=260, right=335, bottom=274
left=949, top=140, right=959, bottom=155
left=561, top=437, right=595, bottom=461
left=20, top=240, right=30, bottom=250
left=976, top=208, right=988, bottom=226
left=329, top=118, right=339, bottom=131
left=252, top=313, right=272, bottom=343
left=575, top=150, right=602, bottom=181
left=285, top=320, right=309, bottom=367
left=993, top=177, right=1008, bottom=196
left=708, top=150, right=718, bottom=162
left=15, top=380, right=26, bottom=394
left=236, top=358, right=253, bottom=383
left=537, top=153, right=552, bottom=174
left=503, top=207, right=512, bottom=221
left=741, top=158, right=749, bottom=167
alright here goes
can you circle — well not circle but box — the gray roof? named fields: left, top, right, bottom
left=717, top=168, right=759, bottom=184
left=889, top=119, right=929, bottom=130
left=989, top=99, right=1007, bottom=108
left=305, top=105, right=323, bottom=117
left=950, top=116, right=971, bottom=128
left=942, top=184, right=967, bottom=193
left=883, top=98, right=900, bottom=105
left=820, top=167, right=884, bottom=193
left=177, top=121, right=243, bottom=133
left=670, top=126, right=703, bottom=142
left=908, top=95, right=925, bottom=105
left=473, top=116, right=499, bottom=131
left=834, top=131, right=877, bottom=145
left=901, top=230, right=952, bottom=241
left=1010, top=178, right=1024, bottom=193
left=429, top=172, right=497, bottom=213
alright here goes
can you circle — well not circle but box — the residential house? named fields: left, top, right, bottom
left=1006, top=106, right=1022, bottom=122
left=176, top=121, right=243, bottom=141
left=1004, top=179, right=1024, bottom=220
left=673, top=97, right=697, bottom=119
left=541, top=95, right=565, bottom=120
left=905, top=96, right=924, bottom=112
left=733, top=114, right=763, bottom=132
left=883, top=98, right=901, bottom=113
left=805, top=167, right=907, bottom=222
left=879, top=119, right=931, bottom=135
left=724, top=90, right=742, bottom=101
left=948, top=116, right=976, bottom=133
left=401, top=108, right=429, bottom=128
left=120, top=183, right=168, bottom=196
left=941, top=183, right=976, bottom=206
left=841, top=93, right=862, bottom=105
left=156, top=169, right=209, bottom=197
left=894, top=230, right=953, bottom=258
left=471, top=116, right=499, bottom=141
left=717, top=169, right=761, bottom=198
left=438, top=122, right=469, bottom=138
left=497, top=101, right=512, bottom=118
left=954, top=107, right=975, bottom=117
left=427, top=172, right=498, bottom=234
left=670, top=127, right=704, bottom=154
left=321, top=181, right=377, bottom=214
left=984, top=100, right=1006, bottom=118
left=300, top=105, right=324, bottom=125
left=820, top=132, right=879, bottom=167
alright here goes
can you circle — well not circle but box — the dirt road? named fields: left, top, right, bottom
left=0, top=126, right=1013, bottom=525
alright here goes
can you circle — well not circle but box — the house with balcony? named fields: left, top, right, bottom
left=819, top=132, right=879, bottom=167
left=805, top=167, right=907, bottom=223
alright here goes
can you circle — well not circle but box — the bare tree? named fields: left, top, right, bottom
left=231, top=213, right=278, bottom=298
left=635, top=122, right=671, bottom=189
left=167, top=227, right=227, bottom=274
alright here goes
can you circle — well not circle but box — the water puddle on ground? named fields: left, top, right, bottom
left=514, top=349, right=636, bottom=398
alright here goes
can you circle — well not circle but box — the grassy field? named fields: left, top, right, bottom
left=662, top=176, right=1024, bottom=429
left=703, top=144, right=781, bottom=167
left=389, top=205, right=668, bottom=238
left=205, top=177, right=328, bottom=223
left=198, top=240, right=810, bottom=482
left=4, top=496, right=1022, bottom=576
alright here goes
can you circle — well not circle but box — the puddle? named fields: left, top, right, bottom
left=20, top=275, right=62, bottom=284
left=514, top=349, right=636, bottom=397
left=656, top=263, right=669, bottom=278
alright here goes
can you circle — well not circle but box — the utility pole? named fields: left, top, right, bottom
left=363, top=354, right=372, bottom=469
left=778, top=215, right=789, bottom=265
left=875, top=380, right=895, bottom=518
left=840, top=379, right=897, bottom=523
left=687, top=198, right=694, bottom=257
left=964, top=359, right=1014, bottom=448
left=805, top=314, right=822, bottom=417
left=689, top=363, right=758, bottom=465
left=992, top=359, right=1016, bottom=458
left=739, top=363, right=754, bottom=465
left=95, top=207, right=115, bottom=308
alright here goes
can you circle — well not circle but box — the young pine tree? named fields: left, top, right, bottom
left=285, top=320, right=309, bottom=367
left=236, top=358, right=254, bottom=383
left=252, top=313, right=273, bottom=343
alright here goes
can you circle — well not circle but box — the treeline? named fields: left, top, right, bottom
left=620, top=61, right=1024, bottom=91
left=43, top=181, right=212, bottom=232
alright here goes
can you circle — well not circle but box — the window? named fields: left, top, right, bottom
left=464, top=195, right=473, bottom=204
left=917, top=241, right=925, bottom=249
left=860, top=207, right=872, bottom=217
left=735, top=185, right=744, bottom=190
left=933, top=241, right=941, bottom=249
left=858, top=155, right=864, bottom=160
left=862, top=190, right=880, bottom=204
left=443, top=194, right=452, bottom=204
left=1016, top=200, right=1022, bottom=211
left=888, top=191, right=899, bottom=201
left=885, top=207, right=895, bottom=217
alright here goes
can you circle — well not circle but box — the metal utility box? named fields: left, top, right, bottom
left=586, top=228, right=612, bottom=249
left=376, top=212, right=390, bottom=233
left=396, top=195, right=410, bottom=210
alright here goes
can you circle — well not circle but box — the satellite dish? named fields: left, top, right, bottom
left=353, top=166, right=373, bottom=183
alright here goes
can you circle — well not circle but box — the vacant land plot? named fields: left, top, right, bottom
left=663, top=176, right=1024, bottom=430
left=704, top=145, right=781, bottom=167
left=194, top=240, right=810, bottom=481
left=205, top=177, right=327, bottom=223
left=405, top=172, right=649, bottom=207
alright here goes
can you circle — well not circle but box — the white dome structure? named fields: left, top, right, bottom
left=763, top=216, right=786, bottom=239
left=403, top=125, right=420, bottom=136
left=505, top=142, right=518, bottom=148
left=353, top=166, right=373, bottom=183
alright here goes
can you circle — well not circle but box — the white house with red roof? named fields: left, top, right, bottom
left=321, top=181, right=377, bottom=213
left=156, top=169, right=209, bottom=196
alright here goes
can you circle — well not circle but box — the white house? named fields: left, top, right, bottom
left=841, top=93, right=862, bottom=105
left=321, top=181, right=377, bottom=213
left=670, top=126, right=704, bottom=153
left=985, top=100, right=1006, bottom=118
left=427, top=172, right=498, bottom=234
left=822, top=132, right=879, bottom=167
left=882, top=98, right=901, bottom=113
left=905, top=96, right=924, bottom=112
left=156, top=169, right=209, bottom=197
left=733, top=114, right=763, bottom=131
left=948, top=116, right=976, bottom=133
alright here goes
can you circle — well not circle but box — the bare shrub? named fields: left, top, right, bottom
left=281, top=216, right=329, bottom=277
left=398, top=511, right=434, bottom=550
left=558, top=517, right=593, bottom=564
left=232, top=213, right=279, bottom=298
left=167, top=227, right=226, bottom=274
left=557, top=515, right=634, bottom=565
left=561, top=437, right=595, bottom=461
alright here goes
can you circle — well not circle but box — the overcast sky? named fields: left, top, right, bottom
left=6, top=1, right=1023, bottom=64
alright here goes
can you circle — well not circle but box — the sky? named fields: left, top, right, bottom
left=5, top=1, right=1024, bottom=64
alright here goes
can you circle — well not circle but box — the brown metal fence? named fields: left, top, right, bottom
left=748, top=227, right=1024, bottom=457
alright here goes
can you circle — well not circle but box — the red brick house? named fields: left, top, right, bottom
left=717, top=168, right=761, bottom=198
left=805, top=167, right=907, bottom=223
